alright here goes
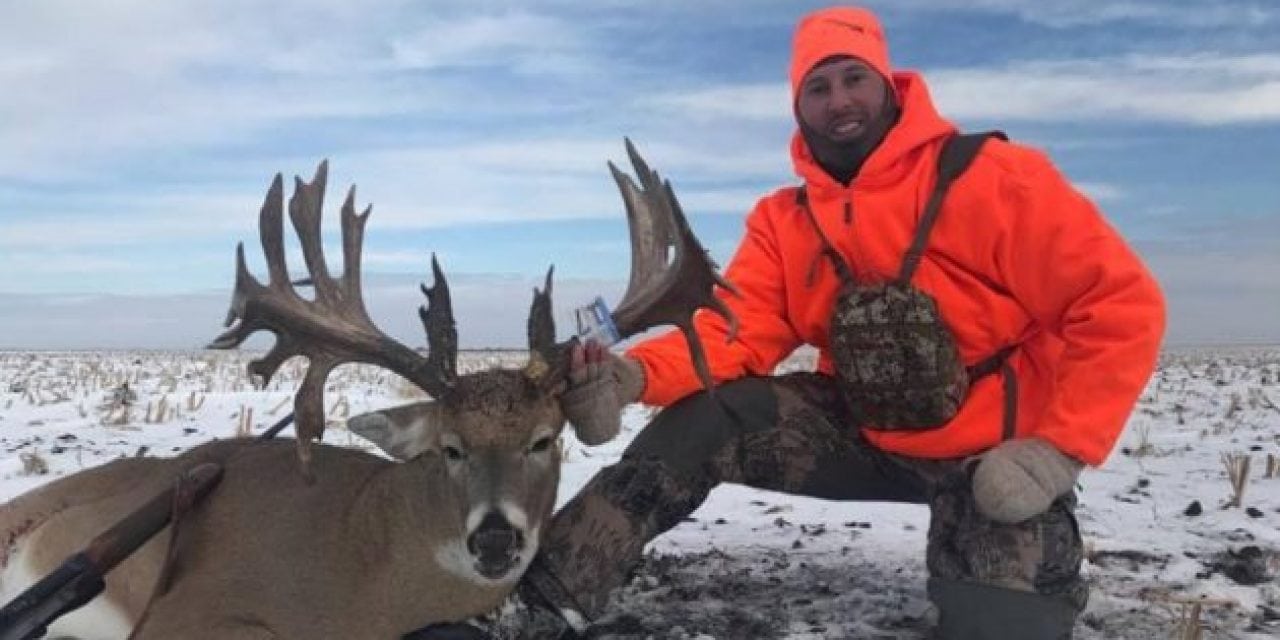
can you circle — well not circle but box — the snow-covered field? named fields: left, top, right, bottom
left=2, top=347, right=1278, bottom=639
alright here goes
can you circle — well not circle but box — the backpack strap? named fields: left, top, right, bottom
left=968, top=346, right=1018, bottom=440
left=897, top=131, right=1007, bottom=284
left=797, top=187, right=858, bottom=288
left=903, top=131, right=1018, bottom=440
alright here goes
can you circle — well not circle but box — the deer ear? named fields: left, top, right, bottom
left=347, top=401, right=443, bottom=461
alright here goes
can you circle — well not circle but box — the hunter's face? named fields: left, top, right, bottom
left=796, top=57, right=890, bottom=144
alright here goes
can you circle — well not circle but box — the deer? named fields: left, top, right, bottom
left=0, top=141, right=737, bottom=639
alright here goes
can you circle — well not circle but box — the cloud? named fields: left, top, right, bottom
left=279, top=142, right=768, bottom=228
left=2, top=0, right=1276, bottom=350
left=4, top=1, right=1277, bottom=187
left=0, top=253, right=140, bottom=276
left=389, top=11, right=590, bottom=74
left=4, top=255, right=1277, bottom=348
left=0, top=273, right=632, bottom=350
left=646, top=53, right=1280, bottom=126
left=0, top=194, right=260, bottom=248
left=930, top=54, right=1280, bottom=125
left=1143, top=249, right=1280, bottom=345
left=1123, top=209, right=1280, bottom=345
left=511, top=0, right=1280, bottom=30
left=1075, top=182, right=1127, bottom=202
left=1, top=137, right=772, bottom=240
left=892, top=0, right=1277, bottom=29
left=1134, top=210, right=1280, bottom=257
left=0, top=2, right=605, bottom=182
left=646, top=85, right=790, bottom=122
left=0, top=136, right=773, bottom=299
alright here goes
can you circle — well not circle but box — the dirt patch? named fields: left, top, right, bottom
left=1087, top=549, right=1172, bottom=573
left=587, top=547, right=933, bottom=639
left=1198, top=546, right=1279, bottom=586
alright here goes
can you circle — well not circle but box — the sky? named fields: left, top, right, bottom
left=1, top=0, right=1277, bottom=349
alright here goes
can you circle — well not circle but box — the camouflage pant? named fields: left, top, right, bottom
left=532, top=373, right=1086, bottom=628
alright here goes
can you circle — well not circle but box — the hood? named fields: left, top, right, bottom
left=790, top=71, right=956, bottom=194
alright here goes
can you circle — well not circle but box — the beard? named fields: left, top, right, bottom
left=799, top=96, right=900, bottom=185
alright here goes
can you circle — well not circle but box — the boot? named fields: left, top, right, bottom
left=927, top=577, right=1077, bottom=640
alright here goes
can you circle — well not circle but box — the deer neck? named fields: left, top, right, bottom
left=343, top=457, right=454, bottom=554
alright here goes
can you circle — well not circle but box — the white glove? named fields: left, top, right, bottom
left=971, top=437, right=1083, bottom=524
left=559, top=340, right=645, bottom=446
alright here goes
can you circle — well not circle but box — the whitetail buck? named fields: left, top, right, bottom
left=0, top=142, right=736, bottom=639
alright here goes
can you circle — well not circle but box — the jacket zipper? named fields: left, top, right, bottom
left=844, top=196, right=860, bottom=281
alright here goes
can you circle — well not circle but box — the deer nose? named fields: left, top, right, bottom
left=467, top=511, right=525, bottom=578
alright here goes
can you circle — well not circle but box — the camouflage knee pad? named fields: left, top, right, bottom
left=925, top=468, right=1087, bottom=611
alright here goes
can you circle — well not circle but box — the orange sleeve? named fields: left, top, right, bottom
left=996, top=151, right=1166, bottom=466
left=626, top=198, right=802, bottom=406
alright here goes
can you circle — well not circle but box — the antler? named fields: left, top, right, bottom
left=526, top=267, right=562, bottom=383
left=208, top=161, right=456, bottom=476
left=607, top=138, right=740, bottom=392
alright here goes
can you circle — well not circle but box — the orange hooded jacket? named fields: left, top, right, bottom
left=625, top=8, right=1166, bottom=466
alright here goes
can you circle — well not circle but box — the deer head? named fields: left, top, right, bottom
left=206, top=140, right=737, bottom=585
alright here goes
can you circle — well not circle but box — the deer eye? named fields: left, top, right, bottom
left=443, top=445, right=466, bottom=461
left=529, top=437, right=554, bottom=454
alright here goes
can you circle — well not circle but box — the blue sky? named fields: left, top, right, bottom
left=1, top=0, right=1277, bottom=348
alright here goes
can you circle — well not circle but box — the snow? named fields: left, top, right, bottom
left=2, top=347, right=1278, bottom=638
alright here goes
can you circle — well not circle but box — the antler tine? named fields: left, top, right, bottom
left=660, top=178, right=740, bottom=341
left=260, top=173, right=290, bottom=290
left=525, top=266, right=563, bottom=386
left=209, top=161, right=447, bottom=477
left=418, top=255, right=458, bottom=399
left=607, top=138, right=740, bottom=392
left=289, top=162, right=341, bottom=305
left=340, top=184, right=373, bottom=320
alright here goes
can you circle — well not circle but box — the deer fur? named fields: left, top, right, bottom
left=0, top=368, right=570, bottom=639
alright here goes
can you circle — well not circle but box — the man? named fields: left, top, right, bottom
left=420, top=6, right=1164, bottom=639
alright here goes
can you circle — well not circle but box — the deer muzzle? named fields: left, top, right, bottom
left=466, top=511, right=526, bottom=579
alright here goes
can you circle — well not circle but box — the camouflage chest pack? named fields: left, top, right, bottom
left=801, top=132, right=1014, bottom=431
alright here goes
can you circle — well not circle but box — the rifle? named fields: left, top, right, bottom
left=0, top=408, right=298, bottom=639
left=0, top=462, right=224, bottom=640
